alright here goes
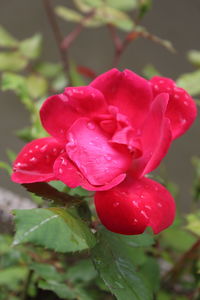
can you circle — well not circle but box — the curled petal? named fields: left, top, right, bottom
left=90, top=68, right=153, bottom=127
left=54, top=154, right=126, bottom=191
left=12, top=138, right=63, bottom=183
left=65, top=118, right=132, bottom=186
left=40, top=87, right=106, bottom=141
left=95, top=176, right=175, bottom=235
left=132, top=93, right=172, bottom=177
left=150, top=76, right=197, bottom=139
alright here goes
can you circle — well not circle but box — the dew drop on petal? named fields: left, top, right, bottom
left=157, top=202, right=162, bottom=208
left=59, top=168, right=63, bottom=174
left=132, top=200, right=139, bottom=208
left=113, top=202, right=119, bottom=208
left=29, top=157, right=37, bottom=163
left=87, top=122, right=95, bottom=130
left=40, top=144, right=48, bottom=152
left=141, top=210, right=148, bottom=219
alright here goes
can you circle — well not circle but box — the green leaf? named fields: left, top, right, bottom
left=138, top=0, right=152, bottom=19
left=35, top=62, right=62, bottom=78
left=1, top=72, right=35, bottom=112
left=176, top=70, right=200, bottom=96
left=13, top=208, right=96, bottom=252
left=55, top=6, right=83, bottom=22
left=96, top=6, right=134, bottom=31
left=187, top=50, right=200, bottom=68
left=185, top=211, right=200, bottom=237
left=6, top=149, right=16, bottom=163
left=39, top=280, right=75, bottom=299
left=161, top=222, right=196, bottom=252
left=0, top=26, right=18, bottom=48
left=19, top=34, right=42, bottom=59
left=70, top=62, right=85, bottom=86
left=106, top=0, right=138, bottom=11
left=140, top=257, right=160, bottom=293
left=73, top=0, right=102, bottom=12
left=142, top=64, right=162, bottom=79
left=27, top=75, right=48, bottom=99
left=0, top=52, right=27, bottom=71
left=52, top=72, right=68, bottom=92
left=0, top=161, right=12, bottom=174
left=0, top=266, right=28, bottom=288
left=65, top=259, right=97, bottom=282
left=30, top=262, right=63, bottom=281
left=92, top=228, right=153, bottom=300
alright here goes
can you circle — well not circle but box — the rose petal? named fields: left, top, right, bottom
left=65, top=118, right=132, bottom=186
left=132, top=93, right=172, bottom=177
left=40, top=87, right=106, bottom=141
left=150, top=76, right=197, bottom=139
left=90, top=68, right=153, bottom=127
left=54, top=154, right=126, bottom=191
left=12, top=137, right=63, bottom=183
left=95, top=176, right=175, bottom=235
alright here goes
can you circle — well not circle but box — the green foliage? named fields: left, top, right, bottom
left=185, top=211, right=200, bottom=237
left=187, top=50, right=200, bottom=68
left=92, top=228, right=154, bottom=300
left=0, top=25, right=18, bottom=47
left=19, top=33, right=42, bottom=59
left=0, top=52, right=27, bottom=71
left=13, top=208, right=96, bottom=252
left=176, top=69, right=200, bottom=97
left=56, top=3, right=135, bottom=31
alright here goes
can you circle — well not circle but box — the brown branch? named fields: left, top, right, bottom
left=61, top=10, right=95, bottom=50
left=42, top=0, right=70, bottom=81
left=164, top=238, right=200, bottom=283
left=109, top=25, right=176, bottom=67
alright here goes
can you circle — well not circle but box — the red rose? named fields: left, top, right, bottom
left=12, top=69, right=197, bottom=234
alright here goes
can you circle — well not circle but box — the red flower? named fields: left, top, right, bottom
left=12, top=69, right=197, bottom=234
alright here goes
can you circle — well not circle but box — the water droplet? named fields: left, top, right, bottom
left=157, top=202, right=162, bottom=208
left=61, top=158, right=67, bottom=166
left=59, top=168, right=63, bottom=174
left=113, top=202, right=119, bottom=208
left=144, top=205, right=151, bottom=210
left=174, top=94, right=180, bottom=99
left=154, top=85, right=159, bottom=90
left=52, top=148, right=57, bottom=154
left=29, top=149, right=33, bottom=153
left=181, top=118, right=186, bottom=125
left=140, top=194, right=145, bottom=199
left=159, top=80, right=164, bottom=84
left=141, top=210, right=148, bottom=219
left=184, top=100, right=189, bottom=106
left=132, top=200, right=139, bottom=208
left=155, top=186, right=159, bottom=191
left=133, top=218, right=138, bottom=223
left=40, top=144, right=48, bottom=152
left=23, top=153, right=28, bottom=157
left=35, top=145, right=39, bottom=149
left=87, top=122, right=95, bottom=130
left=29, top=157, right=37, bottom=163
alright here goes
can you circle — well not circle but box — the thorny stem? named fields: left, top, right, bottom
left=164, top=238, right=200, bottom=283
left=109, top=27, right=176, bottom=67
left=42, top=0, right=71, bottom=82
left=61, top=10, right=95, bottom=50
